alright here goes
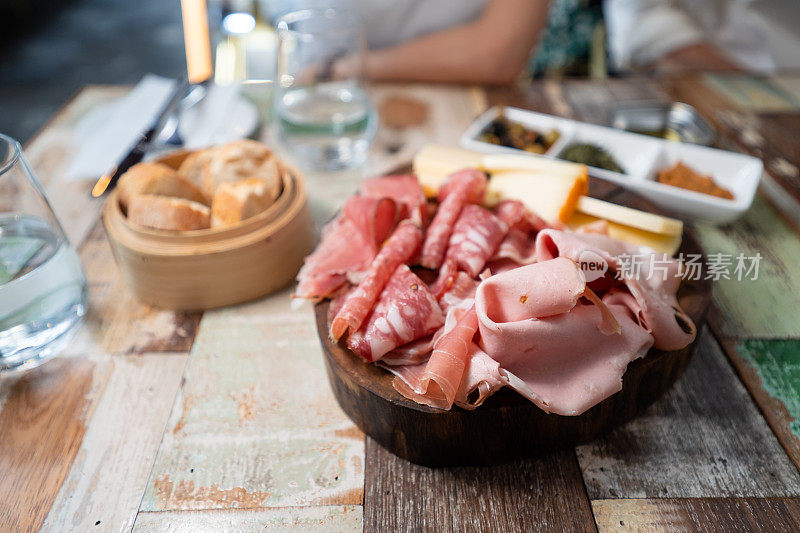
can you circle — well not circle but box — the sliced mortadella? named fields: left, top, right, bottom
left=346, top=265, right=444, bottom=362
left=476, top=300, right=654, bottom=416
left=454, top=346, right=508, bottom=410
left=477, top=257, right=589, bottom=324
left=420, top=169, right=487, bottom=269
left=534, top=228, right=696, bottom=350
left=330, top=220, right=423, bottom=340
left=392, top=304, right=479, bottom=410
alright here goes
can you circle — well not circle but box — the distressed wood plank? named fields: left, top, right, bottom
left=140, top=290, right=365, bottom=511
left=576, top=328, right=800, bottom=498
left=365, top=438, right=596, bottom=532
left=592, top=498, right=800, bottom=533
left=41, top=353, right=187, bottom=533
left=69, top=219, right=201, bottom=355
left=0, top=358, right=97, bottom=532
left=722, top=339, right=800, bottom=474
left=133, top=506, right=362, bottom=532
left=692, top=196, right=800, bottom=339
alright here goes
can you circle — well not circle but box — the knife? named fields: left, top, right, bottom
left=91, top=77, right=191, bottom=198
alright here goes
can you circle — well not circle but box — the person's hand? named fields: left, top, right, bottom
left=656, top=42, right=742, bottom=74
left=331, top=53, right=364, bottom=80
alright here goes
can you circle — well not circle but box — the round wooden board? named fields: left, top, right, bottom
left=315, top=177, right=712, bottom=467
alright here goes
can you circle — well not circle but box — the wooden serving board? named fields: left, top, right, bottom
left=315, top=179, right=712, bottom=467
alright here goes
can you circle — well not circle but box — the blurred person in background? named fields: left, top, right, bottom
left=605, top=0, right=800, bottom=74
left=267, top=0, right=605, bottom=84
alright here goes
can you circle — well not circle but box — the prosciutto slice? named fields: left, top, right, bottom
left=392, top=304, right=479, bottom=410
left=420, top=169, right=487, bottom=269
left=330, top=220, right=423, bottom=340
left=475, top=259, right=654, bottom=415
left=295, top=196, right=398, bottom=300
left=534, top=229, right=696, bottom=351
left=360, top=174, right=427, bottom=224
left=347, top=265, right=445, bottom=362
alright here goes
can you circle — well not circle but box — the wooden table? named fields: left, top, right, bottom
left=2, top=76, right=800, bottom=532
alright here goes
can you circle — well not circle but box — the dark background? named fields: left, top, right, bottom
left=0, top=0, right=186, bottom=143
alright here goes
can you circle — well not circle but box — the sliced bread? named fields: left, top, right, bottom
left=127, top=194, right=211, bottom=231
left=117, top=162, right=209, bottom=210
left=178, top=140, right=282, bottom=199
left=211, top=177, right=277, bottom=227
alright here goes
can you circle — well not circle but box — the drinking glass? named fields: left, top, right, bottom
left=275, top=7, right=377, bottom=171
left=0, top=134, right=88, bottom=372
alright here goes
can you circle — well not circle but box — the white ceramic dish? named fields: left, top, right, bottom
left=460, top=106, right=763, bottom=223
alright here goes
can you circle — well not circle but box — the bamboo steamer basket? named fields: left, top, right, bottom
left=102, top=149, right=313, bottom=310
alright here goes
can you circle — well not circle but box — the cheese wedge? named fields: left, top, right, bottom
left=568, top=212, right=683, bottom=255
left=486, top=169, right=588, bottom=225
left=482, top=153, right=587, bottom=177
left=413, top=144, right=484, bottom=197
left=577, top=196, right=683, bottom=236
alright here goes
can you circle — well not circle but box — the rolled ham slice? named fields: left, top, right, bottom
left=347, top=265, right=445, bottom=362
left=331, top=220, right=423, bottom=340
left=420, top=169, right=487, bottom=269
left=392, top=304, right=479, bottom=410
left=534, top=228, right=696, bottom=351
left=475, top=259, right=654, bottom=415
left=295, top=196, right=399, bottom=300
left=360, top=174, right=427, bottom=225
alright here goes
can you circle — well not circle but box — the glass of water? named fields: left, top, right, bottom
left=0, top=134, right=87, bottom=372
left=275, top=7, right=377, bottom=171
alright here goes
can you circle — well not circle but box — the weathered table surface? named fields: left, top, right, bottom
left=2, top=76, right=800, bottom=532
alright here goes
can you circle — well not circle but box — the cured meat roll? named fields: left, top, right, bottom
left=347, top=265, right=445, bottom=362
left=360, top=174, right=427, bottom=225
left=295, top=196, right=400, bottom=300
left=330, top=220, right=423, bottom=340
left=420, top=169, right=487, bottom=269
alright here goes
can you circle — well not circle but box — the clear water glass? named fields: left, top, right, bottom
left=275, top=8, right=377, bottom=171
left=0, top=134, right=88, bottom=372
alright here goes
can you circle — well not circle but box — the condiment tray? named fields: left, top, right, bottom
left=460, top=106, right=763, bottom=223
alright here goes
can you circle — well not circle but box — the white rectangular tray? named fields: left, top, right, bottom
left=460, top=106, right=763, bottom=223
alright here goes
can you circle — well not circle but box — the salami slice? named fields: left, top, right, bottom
left=420, top=169, right=487, bottom=269
left=330, top=220, right=423, bottom=340
left=360, top=174, right=427, bottom=224
left=347, top=265, right=445, bottom=362
left=443, top=205, right=507, bottom=277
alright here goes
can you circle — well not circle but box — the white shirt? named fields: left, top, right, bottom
left=604, top=0, right=800, bottom=73
left=264, top=0, right=488, bottom=50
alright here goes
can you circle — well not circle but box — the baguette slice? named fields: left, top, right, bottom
left=211, top=177, right=277, bottom=227
left=127, top=194, right=211, bottom=231
left=117, top=162, right=209, bottom=210
left=178, top=140, right=282, bottom=199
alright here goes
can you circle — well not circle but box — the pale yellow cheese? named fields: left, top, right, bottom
left=577, top=196, right=683, bottom=236
left=486, top=169, right=588, bottom=225
left=568, top=212, right=683, bottom=255
left=481, top=153, right=587, bottom=177
left=413, top=144, right=484, bottom=197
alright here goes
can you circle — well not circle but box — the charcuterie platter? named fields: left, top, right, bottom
left=306, top=149, right=711, bottom=467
